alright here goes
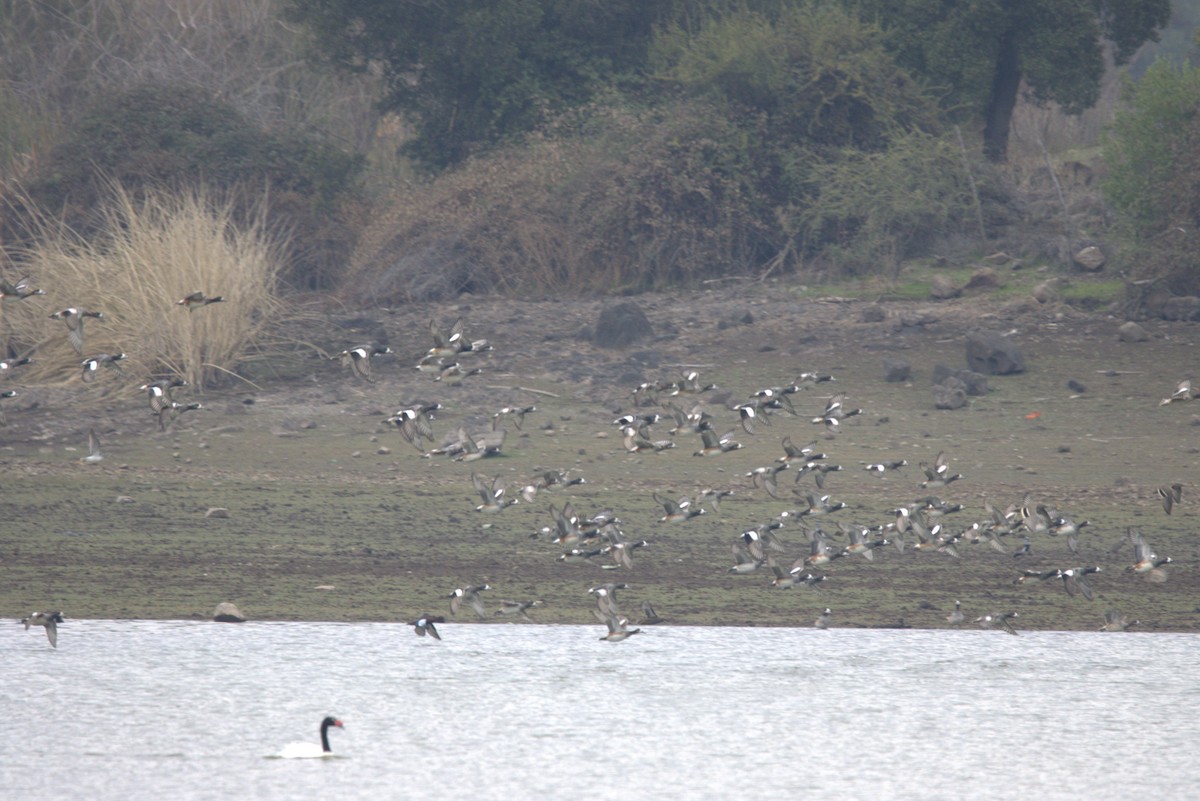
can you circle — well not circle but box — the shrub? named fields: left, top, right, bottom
left=798, top=131, right=975, bottom=276
left=1103, top=60, right=1200, bottom=297
left=2, top=183, right=288, bottom=391
left=10, top=83, right=362, bottom=289
left=347, top=99, right=768, bottom=302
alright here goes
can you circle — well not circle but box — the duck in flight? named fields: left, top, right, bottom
left=22, top=611, right=64, bottom=647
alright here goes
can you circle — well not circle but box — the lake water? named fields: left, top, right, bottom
left=5, top=620, right=1197, bottom=800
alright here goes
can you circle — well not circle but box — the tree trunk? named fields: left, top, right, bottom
left=982, top=27, right=1020, bottom=163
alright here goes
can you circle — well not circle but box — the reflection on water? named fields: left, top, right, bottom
left=4, top=621, right=1197, bottom=800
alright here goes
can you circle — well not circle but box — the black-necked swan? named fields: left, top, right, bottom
left=279, top=717, right=343, bottom=758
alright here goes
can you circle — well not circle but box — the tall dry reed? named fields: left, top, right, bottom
left=1, top=183, right=287, bottom=390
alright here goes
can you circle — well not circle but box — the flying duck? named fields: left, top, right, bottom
left=494, top=599, right=541, bottom=622
left=448, top=584, right=492, bottom=618
left=410, top=614, right=445, bottom=640
left=638, top=601, right=664, bottom=625
left=654, top=492, right=705, bottom=523
left=864, top=459, right=908, bottom=474
left=21, top=610, right=64, bottom=647
left=176, top=291, right=225, bottom=309
left=811, top=393, right=862, bottom=433
left=427, top=317, right=468, bottom=358
left=1099, top=611, right=1139, bottom=632
left=599, top=615, right=641, bottom=642
left=1126, top=528, right=1172, bottom=580
left=1158, top=483, right=1182, bottom=515
left=338, top=343, right=392, bottom=380
left=0, top=354, right=32, bottom=377
left=81, top=352, right=127, bottom=382
left=919, top=451, right=962, bottom=489
left=386, top=403, right=441, bottom=449
left=1059, top=566, right=1101, bottom=600
left=747, top=464, right=786, bottom=499
left=157, top=401, right=203, bottom=432
left=975, top=611, right=1020, bottom=635
left=140, top=379, right=189, bottom=415
left=492, top=404, right=537, bottom=431
left=796, top=491, right=847, bottom=517
left=589, top=583, right=629, bottom=618
left=0, top=275, right=45, bottom=301
left=434, top=361, right=482, bottom=383
left=472, top=472, right=518, bottom=513
left=50, top=308, right=104, bottom=353
left=777, top=436, right=824, bottom=464
left=693, top=428, right=742, bottom=456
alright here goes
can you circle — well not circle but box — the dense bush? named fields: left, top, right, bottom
left=10, top=83, right=362, bottom=289
left=347, top=4, right=980, bottom=301
left=799, top=131, right=975, bottom=275
left=349, top=99, right=769, bottom=301
left=654, top=5, right=970, bottom=273
left=1103, top=61, right=1200, bottom=298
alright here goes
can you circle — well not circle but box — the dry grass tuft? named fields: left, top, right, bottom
left=1, top=183, right=288, bottom=390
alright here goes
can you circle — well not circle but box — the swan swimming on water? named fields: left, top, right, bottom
left=278, top=716, right=344, bottom=758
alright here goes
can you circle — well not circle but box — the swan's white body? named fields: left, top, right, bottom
left=279, top=741, right=333, bottom=759
left=277, top=716, right=343, bottom=758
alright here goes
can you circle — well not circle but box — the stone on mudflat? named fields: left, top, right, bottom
left=964, top=268, right=1002, bottom=291
left=1161, top=296, right=1200, bottom=321
left=965, top=331, right=1025, bottom=375
left=883, top=358, right=911, bottom=383
left=932, top=365, right=990, bottom=396
left=1117, top=321, right=1148, bottom=343
left=930, top=275, right=962, bottom=299
left=932, top=384, right=968, bottom=410
left=1032, top=279, right=1061, bottom=304
left=593, top=302, right=653, bottom=348
left=1072, top=245, right=1106, bottom=272
left=213, top=602, right=246, bottom=623
left=860, top=304, right=887, bottom=323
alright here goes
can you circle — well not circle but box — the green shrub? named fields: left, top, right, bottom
left=799, top=131, right=974, bottom=276
left=652, top=4, right=961, bottom=277
left=1103, top=60, right=1200, bottom=297
left=1104, top=61, right=1200, bottom=236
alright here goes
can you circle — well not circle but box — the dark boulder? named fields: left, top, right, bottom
left=860, top=304, right=887, bottom=323
left=883, top=358, right=911, bottom=383
left=966, top=331, right=1025, bottom=375
left=1161, top=296, right=1200, bottom=321
left=932, top=365, right=990, bottom=396
left=593, top=302, right=653, bottom=349
left=932, top=383, right=968, bottom=410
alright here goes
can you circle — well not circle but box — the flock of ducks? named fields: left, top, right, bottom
left=4, top=278, right=225, bottom=645
left=0, top=277, right=220, bottom=452
left=6, top=284, right=1189, bottom=648
left=353, top=311, right=1186, bottom=644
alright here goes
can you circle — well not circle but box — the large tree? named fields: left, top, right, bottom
left=286, top=0, right=691, bottom=168
left=859, top=0, right=1170, bottom=161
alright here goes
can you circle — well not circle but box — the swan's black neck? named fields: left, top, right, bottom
left=320, top=720, right=334, bottom=752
